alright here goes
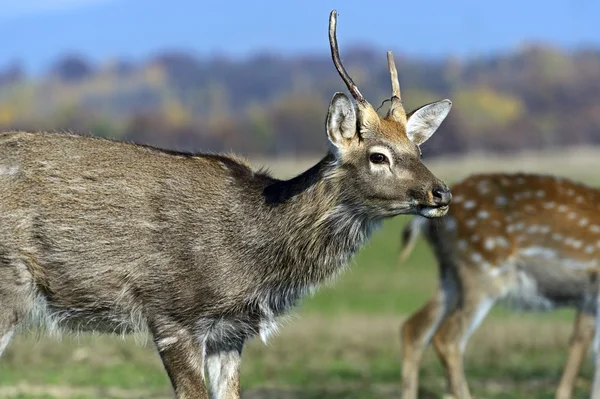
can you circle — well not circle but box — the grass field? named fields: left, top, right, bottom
left=2, top=147, right=600, bottom=398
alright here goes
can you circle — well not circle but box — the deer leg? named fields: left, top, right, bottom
left=205, top=337, right=244, bottom=399
left=433, top=294, right=495, bottom=399
left=0, top=260, right=34, bottom=358
left=591, top=294, right=600, bottom=399
left=153, top=325, right=209, bottom=399
left=556, top=309, right=595, bottom=399
left=401, top=274, right=458, bottom=399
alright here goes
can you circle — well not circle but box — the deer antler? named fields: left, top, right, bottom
left=328, top=10, right=368, bottom=107
left=386, top=51, right=407, bottom=123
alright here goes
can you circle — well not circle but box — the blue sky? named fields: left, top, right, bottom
left=2, top=0, right=600, bottom=74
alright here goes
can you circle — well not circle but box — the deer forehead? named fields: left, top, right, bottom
left=362, top=118, right=409, bottom=142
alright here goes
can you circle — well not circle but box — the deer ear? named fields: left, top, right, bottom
left=405, top=99, right=452, bottom=146
left=326, top=93, right=357, bottom=149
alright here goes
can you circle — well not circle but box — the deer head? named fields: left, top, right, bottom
left=326, top=10, right=452, bottom=218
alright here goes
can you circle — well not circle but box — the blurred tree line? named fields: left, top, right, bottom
left=1, top=44, right=599, bottom=157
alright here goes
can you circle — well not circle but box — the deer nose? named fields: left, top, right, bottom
left=432, top=187, right=452, bottom=206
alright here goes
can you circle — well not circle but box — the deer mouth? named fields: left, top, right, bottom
left=417, top=204, right=449, bottom=218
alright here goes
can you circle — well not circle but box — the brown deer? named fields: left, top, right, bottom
left=0, top=10, right=453, bottom=399
left=398, top=173, right=600, bottom=399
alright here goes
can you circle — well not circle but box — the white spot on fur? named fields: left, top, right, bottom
left=566, top=189, right=575, bottom=196
left=477, top=181, right=490, bottom=194
left=471, top=252, right=483, bottom=263
left=453, top=195, right=464, bottom=203
left=576, top=196, right=584, bottom=204
left=585, top=245, right=595, bottom=255
left=471, top=234, right=480, bottom=242
left=567, top=212, right=577, bottom=220
left=495, top=196, right=508, bottom=206
left=457, top=240, right=468, bottom=251
left=552, top=233, right=563, bottom=241
left=514, top=222, right=525, bottom=231
left=466, top=219, right=477, bottom=228
left=579, top=218, right=589, bottom=227
left=557, top=205, right=568, bottom=213
left=565, top=238, right=583, bottom=249
left=524, top=205, right=535, bottom=212
left=495, top=236, right=510, bottom=248
left=538, top=225, right=551, bottom=234
left=543, top=202, right=555, bottom=209
left=590, top=225, right=600, bottom=233
left=463, top=200, right=476, bottom=210
left=535, top=190, right=546, bottom=198
left=477, top=210, right=490, bottom=219
left=484, top=238, right=495, bottom=251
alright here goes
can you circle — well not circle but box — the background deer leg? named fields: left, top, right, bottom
left=153, top=325, right=209, bottom=399
left=401, top=272, right=458, bottom=399
left=432, top=293, right=495, bottom=399
left=591, top=292, right=600, bottom=399
left=556, top=309, right=595, bottom=399
left=205, top=337, right=245, bottom=399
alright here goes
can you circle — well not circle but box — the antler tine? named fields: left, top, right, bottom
left=329, top=10, right=367, bottom=106
left=387, top=51, right=401, bottom=101
left=386, top=51, right=407, bottom=123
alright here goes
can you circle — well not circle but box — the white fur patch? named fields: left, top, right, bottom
left=0, top=328, right=15, bottom=356
left=206, top=350, right=241, bottom=399
left=0, top=165, right=19, bottom=176
left=460, top=297, right=495, bottom=352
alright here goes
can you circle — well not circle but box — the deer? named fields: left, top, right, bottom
left=397, top=172, right=600, bottom=399
left=0, top=10, right=453, bottom=399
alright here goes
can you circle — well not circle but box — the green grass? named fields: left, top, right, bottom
left=3, top=150, right=600, bottom=398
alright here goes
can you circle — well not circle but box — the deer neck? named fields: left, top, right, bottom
left=260, top=153, right=382, bottom=290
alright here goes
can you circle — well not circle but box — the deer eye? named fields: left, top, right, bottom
left=369, top=153, right=388, bottom=164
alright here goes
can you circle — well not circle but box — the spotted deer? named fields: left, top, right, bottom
left=398, top=172, right=600, bottom=399
left=0, top=10, right=453, bottom=399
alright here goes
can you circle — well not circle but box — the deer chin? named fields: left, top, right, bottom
left=417, top=204, right=449, bottom=218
